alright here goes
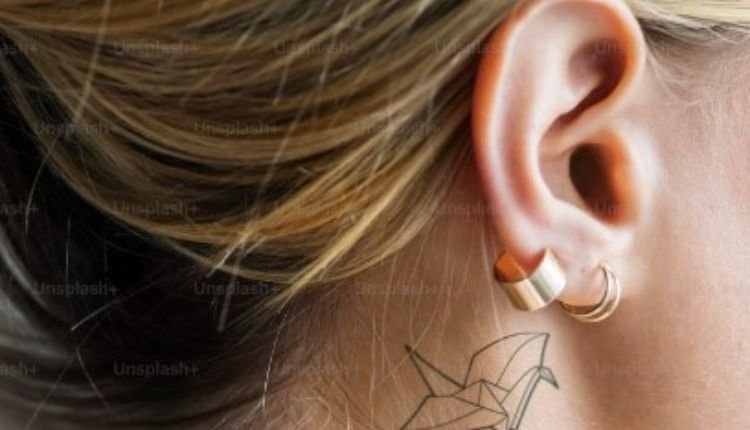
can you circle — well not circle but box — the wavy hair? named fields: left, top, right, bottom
left=0, top=0, right=747, bottom=428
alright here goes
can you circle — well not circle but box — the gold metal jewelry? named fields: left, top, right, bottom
left=559, top=263, right=621, bottom=323
left=494, top=248, right=566, bottom=311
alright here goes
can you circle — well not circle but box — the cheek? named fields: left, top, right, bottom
left=726, top=137, right=750, bottom=215
left=631, top=121, right=750, bottom=419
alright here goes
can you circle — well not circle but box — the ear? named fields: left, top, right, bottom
left=473, top=0, right=649, bottom=304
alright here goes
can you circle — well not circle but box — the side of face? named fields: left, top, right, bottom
left=275, top=1, right=750, bottom=428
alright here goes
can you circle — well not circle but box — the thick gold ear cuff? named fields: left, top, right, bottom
left=494, top=249, right=566, bottom=311
left=494, top=249, right=621, bottom=322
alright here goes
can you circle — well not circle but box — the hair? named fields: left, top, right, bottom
left=0, top=1, right=747, bottom=429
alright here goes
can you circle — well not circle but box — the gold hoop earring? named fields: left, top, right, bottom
left=559, top=263, right=621, bottom=323
left=494, top=248, right=566, bottom=311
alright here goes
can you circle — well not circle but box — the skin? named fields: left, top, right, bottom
left=275, top=0, right=750, bottom=428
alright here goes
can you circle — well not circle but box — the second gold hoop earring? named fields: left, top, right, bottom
left=559, top=263, right=621, bottom=323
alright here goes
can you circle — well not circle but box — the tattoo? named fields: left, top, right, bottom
left=401, top=332, right=558, bottom=430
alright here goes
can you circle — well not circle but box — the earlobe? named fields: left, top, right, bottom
left=472, top=0, right=649, bottom=305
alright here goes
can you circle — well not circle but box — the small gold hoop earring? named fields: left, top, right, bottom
left=559, top=263, right=621, bottom=323
left=494, top=248, right=566, bottom=311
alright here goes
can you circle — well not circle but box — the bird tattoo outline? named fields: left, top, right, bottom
left=401, top=332, right=558, bottom=430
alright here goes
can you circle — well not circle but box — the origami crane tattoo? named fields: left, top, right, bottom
left=401, top=332, right=558, bottom=430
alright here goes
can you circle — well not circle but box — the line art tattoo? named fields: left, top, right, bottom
left=401, top=332, right=558, bottom=430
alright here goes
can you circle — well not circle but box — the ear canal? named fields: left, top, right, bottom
left=569, top=139, right=635, bottom=224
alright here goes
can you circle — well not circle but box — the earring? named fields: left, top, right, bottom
left=494, top=249, right=621, bottom=322
left=559, top=263, right=621, bottom=323
left=494, top=248, right=566, bottom=311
